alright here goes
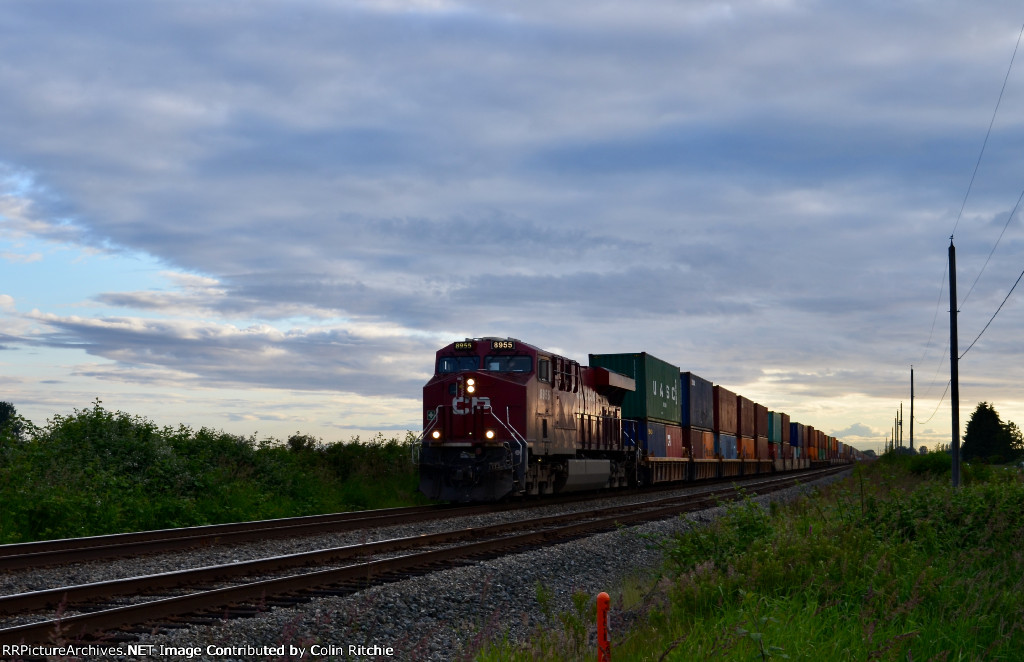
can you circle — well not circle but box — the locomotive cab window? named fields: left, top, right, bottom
left=482, top=355, right=532, bottom=373
left=538, top=358, right=551, bottom=383
left=438, top=356, right=480, bottom=373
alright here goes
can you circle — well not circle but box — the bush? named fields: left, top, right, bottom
left=0, top=402, right=427, bottom=543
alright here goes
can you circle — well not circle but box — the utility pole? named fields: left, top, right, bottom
left=910, top=366, right=914, bottom=452
left=949, top=239, right=961, bottom=488
left=899, top=402, right=903, bottom=448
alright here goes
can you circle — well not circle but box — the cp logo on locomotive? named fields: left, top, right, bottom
left=452, top=396, right=492, bottom=415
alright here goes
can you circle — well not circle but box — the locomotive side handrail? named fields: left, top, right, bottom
left=412, top=406, right=444, bottom=464
left=484, top=405, right=529, bottom=492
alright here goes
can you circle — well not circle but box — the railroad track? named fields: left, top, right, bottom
left=0, top=466, right=849, bottom=646
left=0, top=465, right=837, bottom=572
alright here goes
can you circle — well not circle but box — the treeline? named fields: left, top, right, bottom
left=0, top=401, right=427, bottom=544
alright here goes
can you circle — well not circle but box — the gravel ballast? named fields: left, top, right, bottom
left=5, top=470, right=851, bottom=661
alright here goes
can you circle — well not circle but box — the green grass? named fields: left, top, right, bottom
left=0, top=400, right=429, bottom=543
left=478, top=455, right=1024, bottom=661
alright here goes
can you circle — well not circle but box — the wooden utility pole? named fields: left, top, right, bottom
left=950, top=240, right=961, bottom=488
left=910, top=367, right=914, bottom=452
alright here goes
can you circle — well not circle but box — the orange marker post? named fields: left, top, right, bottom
left=597, top=591, right=611, bottom=662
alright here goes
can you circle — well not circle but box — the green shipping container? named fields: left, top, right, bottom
left=589, top=352, right=682, bottom=425
left=767, top=411, right=783, bottom=443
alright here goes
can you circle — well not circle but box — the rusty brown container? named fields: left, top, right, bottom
left=756, top=436, right=769, bottom=459
left=684, top=426, right=715, bottom=459
left=781, top=412, right=791, bottom=444
left=664, top=424, right=685, bottom=459
left=713, top=386, right=737, bottom=434
left=737, top=395, right=755, bottom=437
left=754, top=403, right=769, bottom=438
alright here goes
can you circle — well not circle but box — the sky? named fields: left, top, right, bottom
left=2, top=1, right=1024, bottom=454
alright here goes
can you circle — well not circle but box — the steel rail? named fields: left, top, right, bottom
left=0, top=466, right=849, bottom=645
left=0, top=464, right=838, bottom=571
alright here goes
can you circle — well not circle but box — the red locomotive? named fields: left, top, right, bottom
left=418, top=337, right=854, bottom=502
left=418, top=337, right=636, bottom=501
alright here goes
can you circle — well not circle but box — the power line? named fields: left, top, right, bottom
left=918, top=257, right=948, bottom=367
left=915, top=379, right=951, bottom=426
left=960, top=264, right=1024, bottom=358
left=960, top=186, right=1024, bottom=307
left=950, top=22, right=1024, bottom=239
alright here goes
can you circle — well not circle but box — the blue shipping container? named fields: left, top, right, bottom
left=623, top=419, right=667, bottom=455
left=716, top=432, right=738, bottom=459
left=680, top=372, right=714, bottom=430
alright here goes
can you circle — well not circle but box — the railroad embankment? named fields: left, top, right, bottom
left=481, top=453, right=1024, bottom=661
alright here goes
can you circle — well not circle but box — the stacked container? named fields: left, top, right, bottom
left=589, top=352, right=683, bottom=458
left=713, top=385, right=738, bottom=459
left=737, top=395, right=755, bottom=459
left=790, top=421, right=805, bottom=460
left=754, top=403, right=769, bottom=460
left=782, top=411, right=790, bottom=459
left=680, top=372, right=715, bottom=459
left=767, top=411, right=782, bottom=460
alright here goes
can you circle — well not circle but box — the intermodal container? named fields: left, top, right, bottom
left=756, top=436, right=769, bottom=459
left=713, top=386, right=738, bottom=434
left=767, top=412, right=783, bottom=444
left=737, top=396, right=755, bottom=437
left=665, top=424, right=684, bottom=458
left=680, top=372, right=714, bottom=430
left=685, top=427, right=715, bottom=459
left=590, top=352, right=681, bottom=425
left=806, top=426, right=816, bottom=454
left=790, top=422, right=804, bottom=448
left=647, top=423, right=685, bottom=459
left=781, top=412, right=791, bottom=444
left=754, top=403, right=769, bottom=438
left=739, top=435, right=755, bottom=459
left=636, top=420, right=665, bottom=455
left=716, top=432, right=738, bottom=459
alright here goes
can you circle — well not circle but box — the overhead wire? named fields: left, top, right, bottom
left=915, top=379, right=951, bottom=426
left=960, top=264, right=1024, bottom=358
left=950, top=22, right=1024, bottom=239
left=906, top=23, right=1024, bottom=442
left=961, top=187, right=1024, bottom=307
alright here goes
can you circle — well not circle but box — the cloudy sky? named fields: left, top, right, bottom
left=2, top=1, right=1024, bottom=453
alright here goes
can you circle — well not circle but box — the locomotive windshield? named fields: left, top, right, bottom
left=482, top=355, right=532, bottom=373
left=438, top=356, right=479, bottom=373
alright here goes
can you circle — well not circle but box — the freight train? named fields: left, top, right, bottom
left=417, top=337, right=853, bottom=502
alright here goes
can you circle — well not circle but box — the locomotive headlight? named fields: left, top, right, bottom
left=431, top=430, right=442, bottom=440
left=466, top=385, right=476, bottom=393
left=466, top=378, right=475, bottom=386
left=485, top=430, right=495, bottom=439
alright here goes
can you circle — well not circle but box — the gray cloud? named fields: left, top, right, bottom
left=2, top=0, right=1024, bottom=446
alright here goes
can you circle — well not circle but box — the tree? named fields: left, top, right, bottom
left=0, top=401, right=25, bottom=440
left=0, top=402, right=16, bottom=428
left=962, top=402, right=1021, bottom=463
left=1001, top=420, right=1023, bottom=455
left=918, top=445, right=928, bottom=455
